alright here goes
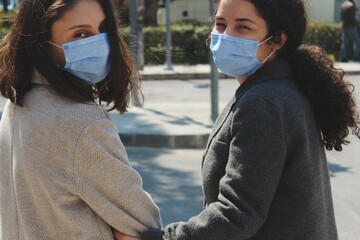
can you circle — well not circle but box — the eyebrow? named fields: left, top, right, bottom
left=66, top=19, right=106, bottom=32
left=67, top=24, right=92, bottom=31
left=215, top=16, right=256, bottom=25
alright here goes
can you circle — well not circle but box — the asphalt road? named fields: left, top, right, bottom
left=127, top=139, right=360, bottom=239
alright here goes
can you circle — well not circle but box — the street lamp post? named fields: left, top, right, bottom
left=130, top=0, right=142, bottom=107
left=130, top=0, right=139, bottom=63
left=209, top=0, right=219, bottom=123
left=165, top=0, right=173, bottom=70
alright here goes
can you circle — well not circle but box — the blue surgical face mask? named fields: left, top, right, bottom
left=209, top=32, right=274, bottom=78
left=50, top=33, right=111, bottom=85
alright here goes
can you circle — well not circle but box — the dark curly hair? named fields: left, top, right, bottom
left=0, top=0, right=137, bottom=113
left=251, top=0, right=360, bottom=151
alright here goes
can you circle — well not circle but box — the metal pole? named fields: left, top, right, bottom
left=137, top=0, right=145, bottom=70
left=209, top=0, right=219, bottom=123
left=130, top=0, right=142, bottom=107
left=165, top=0, right=173, bottom=70
left=130, top=0, right=138, bottom=62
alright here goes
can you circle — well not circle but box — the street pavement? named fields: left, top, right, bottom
left=127, top=140, right=360, bottom=239
left=113, top=62, right=360, bottom=148
left=0, top=64, right=360, bottom=239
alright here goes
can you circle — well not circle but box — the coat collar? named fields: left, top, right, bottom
left=235, top=59, right=293, bottom=99
left=203, top=59, right=294, bottom=157
left=31, top=69, right=49, bottom=85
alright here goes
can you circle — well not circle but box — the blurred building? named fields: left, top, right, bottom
left=157, top=0, right=210, bottom=24
left=157, top=0, right=360, bottom=24
left=308, top=0, right=360, bottom=22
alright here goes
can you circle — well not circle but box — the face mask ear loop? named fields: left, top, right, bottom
left=261, top=50, right=276, bottom=64
left=258, top=36, right=275, bottom=64
left=47, top=42, right=65, bottom=69
left=258, top=36, right=273, bottom=46
left=48, top=41, right=63, bottom=49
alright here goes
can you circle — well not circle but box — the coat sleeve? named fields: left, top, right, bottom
left=163, top=95, right=287, bottom=240
left=73, top=118, right=162, bottom=239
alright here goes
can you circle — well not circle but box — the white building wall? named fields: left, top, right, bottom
left=190, top=1, right=211, bottom=22
left=309, top=0, right=360, bottom=22
left=158, top=0, right=210, bottom=24
left=307, top=0, right=336, bottom=22
left=157, top=0, right=360, bottom=24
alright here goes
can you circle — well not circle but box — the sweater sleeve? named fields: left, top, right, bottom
left=163, top=95, right=287, bottom=240
left=73, top=118, right=162, bottom=239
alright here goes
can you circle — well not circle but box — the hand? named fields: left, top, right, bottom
left=112, top=228, right=141, bottom=240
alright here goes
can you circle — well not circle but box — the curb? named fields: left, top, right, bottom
left=141, top=72, right=230, bottom=80
left=344, top=71, right=360, bottom=75
left=0, top=110, right=209, bottom=149
left=119, top=132, right=209, bottom=149
left=140, top=70, right=360, bottom=80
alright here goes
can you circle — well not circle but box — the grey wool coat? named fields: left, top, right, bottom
left=163, top=60, right=338, bottom=240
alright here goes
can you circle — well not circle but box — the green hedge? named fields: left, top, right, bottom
left=140, top=23, right=210, bottom=65
left=0, top=11, right=16, bottom=37
left=0, top=14, right=349, bottom=63
left=303, top=22, right=342, bottom=61
left=122, top=22, right=210, bottom=65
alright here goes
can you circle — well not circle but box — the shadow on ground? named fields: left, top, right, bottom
left=125, top=146, right=355, bottom=226
left=126, top=147, right=204, bottom=225
left=145, top=108, right=208, bottom=127
left=328, top=163, right=353, bottom=178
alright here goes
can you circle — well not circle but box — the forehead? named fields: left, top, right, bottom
left=216, top=0, right=263, bottom=22
left=55, top=0, right=105, bottom=25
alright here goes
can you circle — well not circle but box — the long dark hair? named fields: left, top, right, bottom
left=0, top=0, right=137, bottom=113
left=251, top=0, right=360, bottom=151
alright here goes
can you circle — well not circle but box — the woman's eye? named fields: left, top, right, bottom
left=238, top=25, right=250, bottom=30
left=74, top=32, right=88, bottom=39
left=215, top=23, right=226, bottom=28
left=215, top=23, right=226, bottom=32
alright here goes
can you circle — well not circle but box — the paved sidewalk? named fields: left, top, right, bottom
left=111, top=76, right=238, bottom=148
left=112, top=62, right=360, bottom=148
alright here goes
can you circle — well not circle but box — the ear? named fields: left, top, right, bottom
left=273, top=32, right=288, bottom=52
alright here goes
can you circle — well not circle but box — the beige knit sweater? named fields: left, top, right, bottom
left=0, top=71, right=162, bottom=239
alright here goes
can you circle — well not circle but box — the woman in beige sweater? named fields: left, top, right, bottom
left=0, top=0, right=162, bottom=239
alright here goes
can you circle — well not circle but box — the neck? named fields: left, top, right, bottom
left=236, top=76, right=248, bottom=84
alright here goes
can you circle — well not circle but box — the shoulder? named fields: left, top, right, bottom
left=23, top=85, right=111, bottom=132
left=244, top=77, right=301, bottom=105
left=239, top=61, right=306, bottom=110
left=233, top=62, right=312, bottom=122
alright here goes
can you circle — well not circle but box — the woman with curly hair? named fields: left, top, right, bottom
left=116, top=0, right=360, bottom=239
